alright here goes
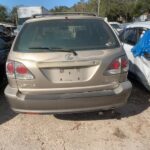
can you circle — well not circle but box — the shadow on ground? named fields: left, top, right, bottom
left=55, top=78, right=150, bottom=121
left=0, top=77, right=150, bottom=123
left=0, top=87, right=16, bottom=125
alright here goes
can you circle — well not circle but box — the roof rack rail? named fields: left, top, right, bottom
left=32, top=12, right=97, bottom=18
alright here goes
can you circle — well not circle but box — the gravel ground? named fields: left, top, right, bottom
left=0, top=79, right=150, bottom=150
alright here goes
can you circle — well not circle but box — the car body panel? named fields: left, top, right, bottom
left=123, top=43, right=135, bottom=72
left=5, top=81, right=132, bottom=114
left=8, top=48, right=125, bottom=92
left=121, top=22, right=150, bottom=90
left=109, top=22, right=123, bottom=33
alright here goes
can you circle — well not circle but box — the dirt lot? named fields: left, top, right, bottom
left=0, top=79, right=150, bottom=150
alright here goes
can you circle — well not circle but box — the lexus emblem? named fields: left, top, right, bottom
left=65, top=53, right=74, bottom=60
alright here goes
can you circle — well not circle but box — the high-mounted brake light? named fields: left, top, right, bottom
left=6, top=60, right=34, bottom=80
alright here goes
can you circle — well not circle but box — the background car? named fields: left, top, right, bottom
left=119, top=21, right=150, bottom=91
left=109, top=22, right=123, bottom=33
left=121, top=22, right=132, bottom=30
left=0, top=24, right=15, bottom=42
left=0, top=38, right=10, bottom=88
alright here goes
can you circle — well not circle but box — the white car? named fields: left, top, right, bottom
left=120, top=21, right=150, bottom=90
left=109, top=22, right=123, bottom=33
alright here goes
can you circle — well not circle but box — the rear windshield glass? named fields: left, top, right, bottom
left=14, top=19, right=120, bottom=52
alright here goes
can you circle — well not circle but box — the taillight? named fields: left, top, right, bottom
left=110, top=59, right=120, bottom=70
left=16, top=64, right=28, bottom=74
left=121, top=56, right=129, bottom=72
left=106, top=58, right=121, bottom=75
left=105, top=56, right=129, bottom=75
left=6, top=61, right=15, bottom=78
left=6, top=60, right=34, bottom=80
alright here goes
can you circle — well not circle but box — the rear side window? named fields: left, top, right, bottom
left=120, top=28, right=137, bottom=45
left=14, top=19, right=120, bottom=52
left=137, top=27, right=148, bottom=41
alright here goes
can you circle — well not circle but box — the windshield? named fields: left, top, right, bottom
left=111, top=24, right=121, bottom=30
left=14, top=19, right=120, bottom=52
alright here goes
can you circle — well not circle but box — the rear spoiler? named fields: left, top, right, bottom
left=32, top=12, right=97, bottom=18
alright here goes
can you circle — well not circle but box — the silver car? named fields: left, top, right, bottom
left=5, top=13, right=132, bottom=114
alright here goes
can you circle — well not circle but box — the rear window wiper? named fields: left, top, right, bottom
left=29, top=47, right=78, bottom=56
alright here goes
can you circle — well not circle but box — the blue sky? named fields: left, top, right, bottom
left=0, top=0, right=81, bottom=10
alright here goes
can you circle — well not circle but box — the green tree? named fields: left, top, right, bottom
left=133, top=0, right=150, bottom=17
left=0, top=5, right=8, bottom=22
left=10, top=7, right=18, bottom=25
left=99, top=0, right=136, bottom=21
left=73, top=0, right=88, bottom=12
left=50, top=6, right=70, bottom=12
left=49, top=0, right=150, bottom=22
left=86, top=0, right=97, bottom=14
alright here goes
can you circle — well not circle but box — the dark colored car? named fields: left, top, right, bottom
left=0, top=38, right=10, bottom=88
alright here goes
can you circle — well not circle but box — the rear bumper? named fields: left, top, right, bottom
left=5, top=81, right=132, bottom=114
